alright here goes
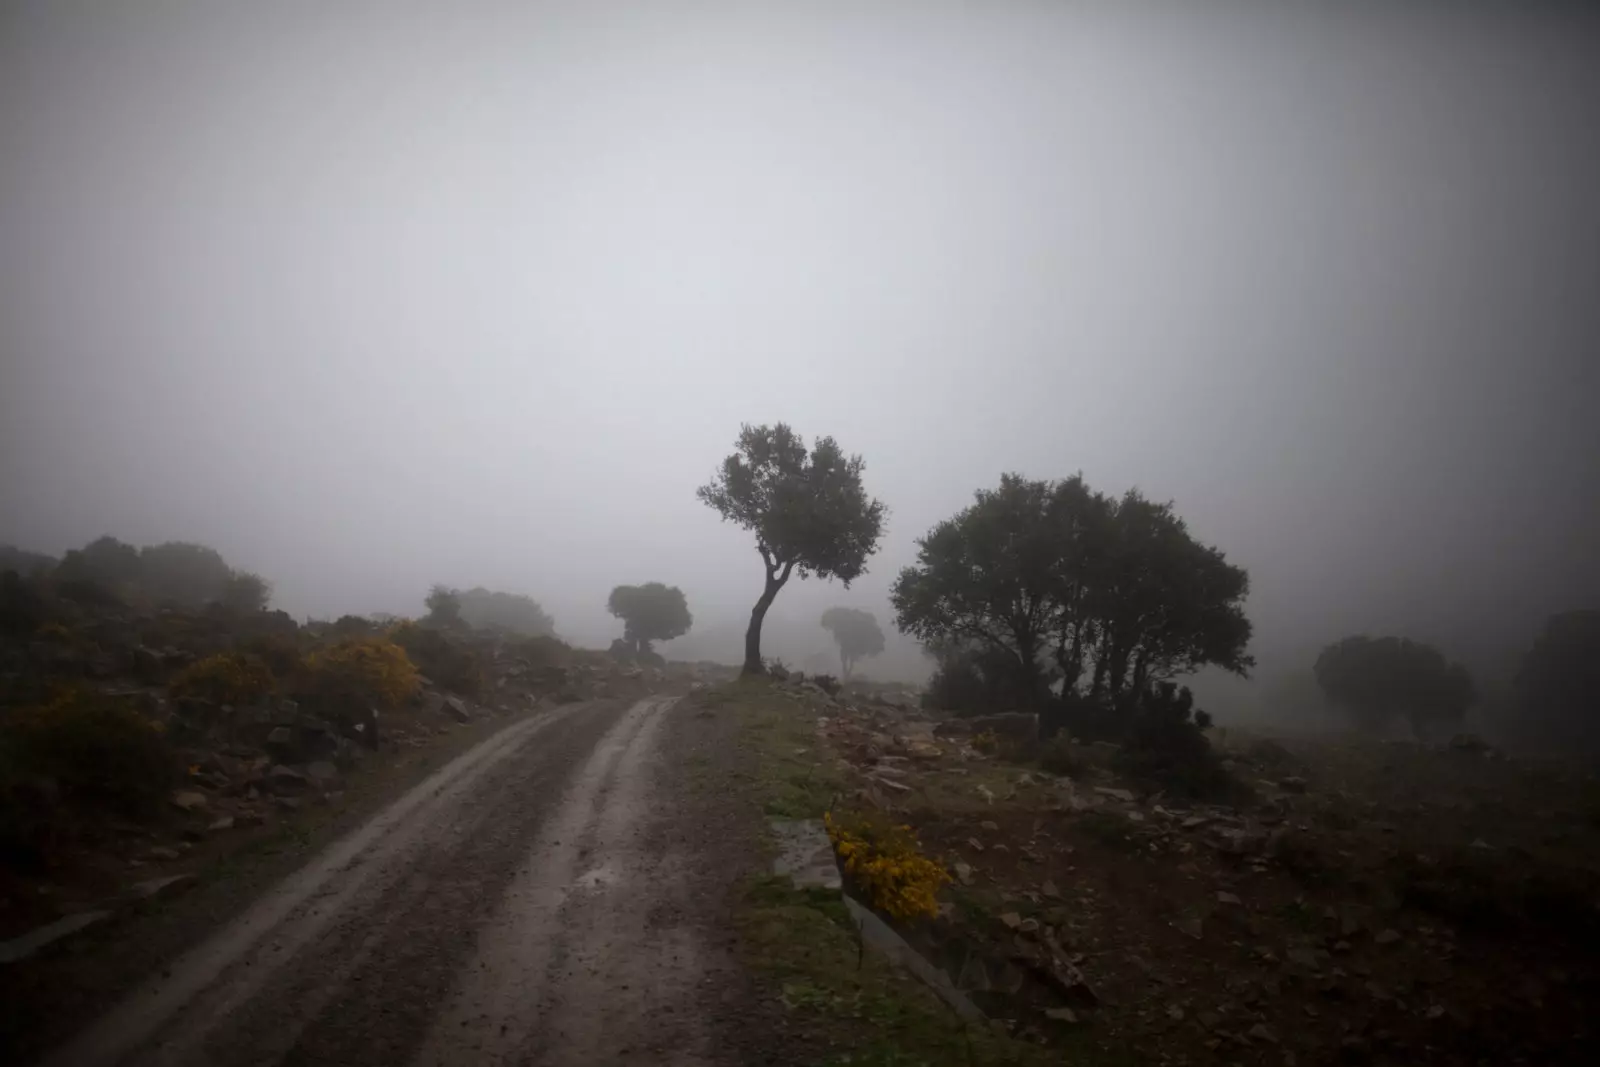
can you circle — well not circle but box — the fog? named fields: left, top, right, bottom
left=3, top=3, right=1597, bottom=705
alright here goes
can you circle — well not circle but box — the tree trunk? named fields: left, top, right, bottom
left=743, top=566, right=791, bottom=675
left=840, top=649, right=852, bottom=679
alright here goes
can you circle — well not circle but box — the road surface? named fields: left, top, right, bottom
left=43, top=696, right=729, bottom=1067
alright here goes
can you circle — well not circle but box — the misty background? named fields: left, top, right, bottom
left=3, top=3, right=1597, bottom=713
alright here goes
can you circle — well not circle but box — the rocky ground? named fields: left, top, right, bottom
left=774, top=680, right=1600, bottom=1066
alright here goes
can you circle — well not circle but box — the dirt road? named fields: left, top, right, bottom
left=41, top=695, right=736, bottom=1067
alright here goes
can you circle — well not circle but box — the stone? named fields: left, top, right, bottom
left=169, top=790, right=208, bottom=813
left=207, top=816, right=235, bottom=832
left=1041, top=879, right=1063, bottom=899
left=1093, top=786, right=1136, bottom=803
left=954, top=861, right=974, bottom=886
left=1174, top=916, right=1204, bottom=940
left=266, top=765, right=308, bottom=794
left=125, top=874, right=194, bottom=902
left=1216, top=891, right=1242, bottom=905
left=1285, top=947, right=1322, bottom=971
left=1248, top=1023, right=1279, bottom=1044
left=1043, top=1007, right=1080, bottom=1024
left=266, top=725, right=294, bottom=747
left=1167, top=1004, right=1185, bottom=1022
left=443, top=696, right=473, bottom=723
left=146, top=846, right=181, bottom=861
left=1000, top=912, right=1022, bottom=930
left=305, top=761, right=339, bottom=786
left=1278, top=776, right=1308, bottom=794
left=1374, top=928, right=1402, bottom=946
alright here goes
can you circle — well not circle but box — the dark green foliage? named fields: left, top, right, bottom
left=1111, top=682, right=1235, bottom=800
left=54, top=536, right=142, bottom=590
left=138, top=541, right=233, bottom=606
left=1037, top=734, right=1087, bottom=777
left=424, top=584, right=463, bottom=626
left=3, top=690, right=179, bottom=816
left=819, top=606, right=885, bottom=679
left=328, top=614, right=378, bottom=637
left=697, top=423, right=886, bottom=674
left=219, top=570, right=271, bottom=613
left=0, top=571, right=48, bottom=637
left=1314, top=634, right=1476, bottom=739
left=606, top=582, right=692, bottom=655
left=457, top=587, right=555, bottom=636
left=893, top=474, right=1252, bottom=713
left=811, top=673, right=840, bottom=695
left=0, top=545, right=57, bottom=576
left=922, top=639, right=1038, bottom=715
left=393, top=623, right=483, bottom=696
left=1510, top=609, right=1600, bottom=757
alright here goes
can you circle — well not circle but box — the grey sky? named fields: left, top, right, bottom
left=3, top=3, right=1597, bottom=694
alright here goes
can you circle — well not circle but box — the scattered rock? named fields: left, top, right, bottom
left=207, top=816, right=235, bottom=832
left=1249, top=1023, right=1280, bottom=1044
left=124, top=874, right=194, bottom=902
left=1285, top=947, right=1322, bottom=972
left=1093, top=786, right=1136, bottom=803
left=1174, top=916, right=1204, bottom=940
left=1041, top=879, right=1063, bottom=899
left=1278, top=776, right=1308, bottom=794
left=305, top=761, right=340, bottom=787
left=1374, top=928, right=1402, bottom=946
left=1000, top=912, right=1022, bottom=930
left=1043, top=1007, right=1081, bottom=1024
left=443, top=696, right=473, bottom=723
left=266, top=765, right=308, bottom=794
left=146, top=846, right=180, bottom=861
left=954, top=861, right=974, bottom=886
left=1216, top=891, right=1242, bottom=905
left=169, top=790, right=208, bottom=813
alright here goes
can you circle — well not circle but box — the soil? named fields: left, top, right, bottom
left=6, top=691, right=786, bottom=1067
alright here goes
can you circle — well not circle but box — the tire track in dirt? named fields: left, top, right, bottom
left=39, top=699, right=618, bottom=1067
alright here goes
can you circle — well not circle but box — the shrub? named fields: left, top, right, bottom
left=424, top=585, right=462, bottom=626
left=238, top=631, right=303, bottom=677
left=302, top=638, right=420, bottom=710
left=0, top=570, right=49, bottom=637
left=389, top=620, right=482, bottom=696
left=219, top=571, right=271, bottom=613
left=811, top=673, right=841, bottom=696
left=2, top=688, right=178, bottom=814
left=170, top=651, right=276, bottom=706
left=1113, top=682, right=1238, bottom=800
left=1038, top=734, right=1087, bottom=777
left=513, top=634, right=569, bottom=668
left=138, top=541, right=232, bottom=607
left=825, top=810, right=951, bottom=921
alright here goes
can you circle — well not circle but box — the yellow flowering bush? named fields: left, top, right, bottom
left=2, top=687, right=178, bottom=813
left=303, top=637, right=420, bottom=709
left=971, top=729, right=1000, bottom=754
left=170, top=651, right=276, bottom=705
left=825, top=810, right=951, bottom=920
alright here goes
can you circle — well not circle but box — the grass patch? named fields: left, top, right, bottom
left=707, top=679, right=1060, bottom=1066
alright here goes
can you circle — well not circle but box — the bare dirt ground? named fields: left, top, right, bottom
left=24, top=694, right=754, bottom=1067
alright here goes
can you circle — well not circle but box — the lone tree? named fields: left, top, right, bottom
left=892, top=474, right=1253, bottom=712
left=1313, top=635, right=1476, bottom=740
left=698, top=423, right=886, bottom=675
left=820, top=607, right=885, bottom=679
left=425, top=584, right=463, bottom=627
left=607, top=582, right=693, bottom=657
left=1510, top=609, right=1600, bottom=756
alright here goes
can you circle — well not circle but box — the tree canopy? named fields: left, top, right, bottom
left=425, top=584, right=463, bottom=626
left=697, top=423, right=886, bottom=674
left=892, top=473, right=1253, bottom=708
left=819, top=606, right=885, bottom=678
left=1510, top=609, right=1600, bottom=757
left=607, top=582, right=693, bottom=654
left=457, top=587, right=555, bottom=636
left=1313, top=634, right=1476, bottom=739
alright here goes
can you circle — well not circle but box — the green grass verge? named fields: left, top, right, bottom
left=710, top=678, right=1060, bottom=1066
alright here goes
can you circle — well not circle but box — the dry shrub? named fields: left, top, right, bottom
left=1038, top=734, right=1088, bottom=777
left=170, top=651, right=276, bottom=705
left=389, top=620, right=483, bottom=696
left=302, top=637, right=420, bottom=710
left=2, top=688, right=178, bottom=816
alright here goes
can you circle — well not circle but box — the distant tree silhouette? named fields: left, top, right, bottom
left=425, top=584, right=463, bottom=626
left=607, top=582, right=692, bottom=657
left=1511, top=609, right=1600, bottom=757
left=697, top=423, right=886, bottom=675
left=1313, top=635, right=1476, bottom=740
left=820, top=607, right=885, bottom=679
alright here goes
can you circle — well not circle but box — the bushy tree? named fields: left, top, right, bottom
left=0, top=545, right=56, bottom=576
left=607, top=582, right=692, bottom=656
left=425, top=584, right=463, bottom=626
left=892, top=474, right=1252, bottom=715
left=820, top=607, right=885, bottom=679
left=457, top=587, right=555, bottom=636
left=220, top=571, right=271, bottom=613
left=1510, top=609, right=1600, bottom=757
left=54, top=535, right=142, bottom=592
left=697, top=423, right=886, bottom=675
left=138, top=541, right=233, bottom=606
left=1313, top=635, right=1476, bottom=739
